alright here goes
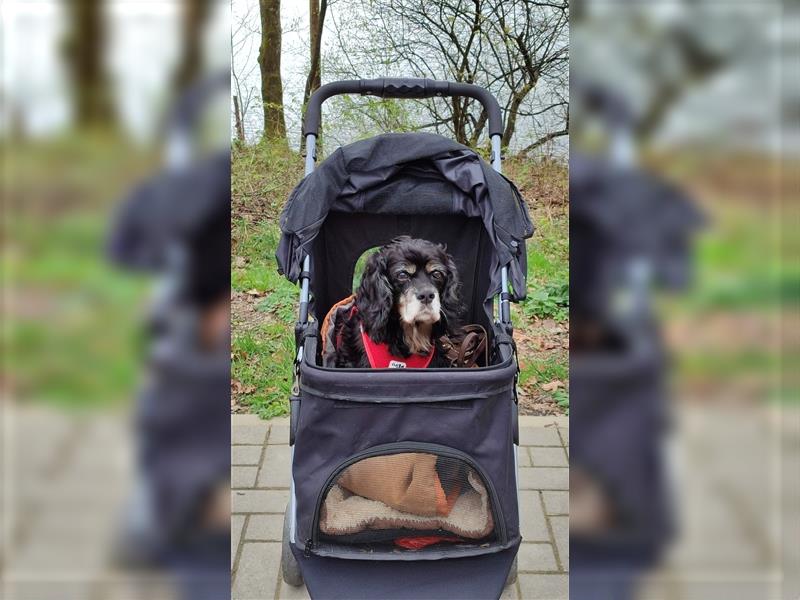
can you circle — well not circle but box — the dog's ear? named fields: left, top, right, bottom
left=356, top=250, right=393, bottom=342
left=441, top=254, right=464, bottom=327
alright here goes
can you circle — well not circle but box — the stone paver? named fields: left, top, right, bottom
left=518, top=542, right=558, bottom=572
left=530, top=446, right=568, bottom=467
left=519, top=467, right=569, bottom=490
left=518, top=425, right=562, bottom=447
left=231, top=414, right=569, bottom=599
left=541, top=491, right=569, bottom=515
left=267, top=424, right=290, bottom=445
left=233, top=445, right=264, bottom=466
left=233, top=466, right=259, bottom=488
left=233, top=422, right=269, bottom=445
left=233, top=542, right=281, bottom=600
left=232, top=514, right=246, bottom=568
left=519, top=490, right=551, bottom=541
left=549, top=515, right=569, bottom=570
left=3, top=407, right=177, bottom=599
left=519, top=573, right=568, bottom=599
left=247, top=514, right=283, bottom=541
left=257, top=445, right=292, bottom=488
left=232, top=489, right=289, bottom=514
left=518, top=447, right=532, bottom=467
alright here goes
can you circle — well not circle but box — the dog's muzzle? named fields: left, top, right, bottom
left=399, top=287, right=441, bottom=324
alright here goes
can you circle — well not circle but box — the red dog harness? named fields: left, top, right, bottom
left=360, top=325, right=435, bottom=369
left=325, top=297, right=435, bottom=369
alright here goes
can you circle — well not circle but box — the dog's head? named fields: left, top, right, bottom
left=356, top=237, right=462, bottom=345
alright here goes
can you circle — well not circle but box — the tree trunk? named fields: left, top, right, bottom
left=258, top=0, right=287, bottom=141
left=302, top=0, right=327, bottom=104
left=172, top=0, right=211, bottom=92
left=61, top=0, right=116, bottom=128
left=501, top=81, right=534, bottom=149
left=301, top=0, right=327, bottom=150
left=233, top=95, right=245, bottom=142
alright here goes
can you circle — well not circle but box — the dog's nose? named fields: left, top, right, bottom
left=416, top=290, right=436, bottom=304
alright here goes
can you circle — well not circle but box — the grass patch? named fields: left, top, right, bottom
left=523, top=214, right=569, bottom=323
left=4, top=213, right=148, bottom=407
left=232, top=324, right=296, bottom=419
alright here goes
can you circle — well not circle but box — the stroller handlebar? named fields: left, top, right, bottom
left=303, top=78, right=503, bottom=138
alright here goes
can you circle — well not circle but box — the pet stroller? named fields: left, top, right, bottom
left=275, top=79, right=532, bottom=600
left=569, top=83, right=705, bottom=600
left=107, top=73, right=230, bottom=599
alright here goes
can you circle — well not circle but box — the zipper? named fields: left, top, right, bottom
left=308, top=442, right=506, bottom=552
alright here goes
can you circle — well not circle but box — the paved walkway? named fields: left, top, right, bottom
left=231, top=414, right=570, bottom=600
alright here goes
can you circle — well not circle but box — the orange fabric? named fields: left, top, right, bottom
left=320, top=295, right=355, bottom=355
left=394, top=536, right=462, bottom=550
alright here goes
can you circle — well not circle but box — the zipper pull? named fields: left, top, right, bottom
left=304, top=539, right=313, bottom=557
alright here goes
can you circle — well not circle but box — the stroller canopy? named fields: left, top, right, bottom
left=277, top=133, right=533, bottom=325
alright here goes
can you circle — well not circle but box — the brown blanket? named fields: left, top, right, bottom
left=320, top=470, right=494, bottom=540
left=338, top=453, right=459, bottom=517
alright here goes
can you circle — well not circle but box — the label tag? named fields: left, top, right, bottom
left=388, top=360, right=407, bottom=369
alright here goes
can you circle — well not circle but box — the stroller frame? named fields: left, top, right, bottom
left=280, top=78, right=524, bottom=598
left=296, top=79, right=512, bottom=338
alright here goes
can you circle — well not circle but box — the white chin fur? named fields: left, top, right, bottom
left=398, top=290, right=441, bottom=324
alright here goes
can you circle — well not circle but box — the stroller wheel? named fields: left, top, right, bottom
left=504, top=555, right=518, bottom=587
left=281, top=505, right=304, bottom=587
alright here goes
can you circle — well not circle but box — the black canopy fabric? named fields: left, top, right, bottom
left=276, top=133, right=533, bottom=321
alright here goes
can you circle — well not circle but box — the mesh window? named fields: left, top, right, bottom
left=319, top=452, right=495, bottom=550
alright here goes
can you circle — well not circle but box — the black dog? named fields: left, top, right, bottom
left=334, top=237, right=463, bottom=368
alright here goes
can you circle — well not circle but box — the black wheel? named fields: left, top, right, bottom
left=505, top=555, right=518, bottom=587
left=281, top=505, right=304, bottom=587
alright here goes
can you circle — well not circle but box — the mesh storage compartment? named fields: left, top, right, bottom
left=317, top=452, right=496, bottom=551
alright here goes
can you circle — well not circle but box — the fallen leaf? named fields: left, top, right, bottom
left=541, top=380, right=564, bottom=392
left=246, top=288, right=266, bottom=297
left=234, top=256, right=247, bottom=268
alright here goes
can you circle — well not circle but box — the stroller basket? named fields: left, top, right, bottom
left=291, top=330, right=520, bottom=561
left=277, top=78, right=529, bottom=598
left=318, top=447, right=499, bottom=547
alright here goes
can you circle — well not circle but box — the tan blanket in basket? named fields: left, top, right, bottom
left=338, top=453, right=459, bottom=517
left=319, top=471, right=494, bottom=539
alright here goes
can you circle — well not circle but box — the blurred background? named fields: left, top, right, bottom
left=2, top=1, right=230, bottom=598
left=570, top=1, right=797, bottom=599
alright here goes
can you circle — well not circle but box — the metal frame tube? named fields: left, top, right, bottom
left=297, top=134, right=316, bottom=331
left=304, top=134, right=317, bottom=176
left=491, top=134, right=502, bottom=173
left=490, top=134, right=512, bottom=326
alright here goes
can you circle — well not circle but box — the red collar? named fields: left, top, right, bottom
left=360, top=326, right=435, bottom=369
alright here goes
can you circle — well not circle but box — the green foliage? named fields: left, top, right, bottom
left=523, top=281, right=569, bottom=322
left=528, top=355, right=568, bottom=383
left=523, top=214, right=569, bottom=322
left=552, top=388, right=570, bottom=414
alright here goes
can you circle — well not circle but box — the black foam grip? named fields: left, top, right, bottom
left=303, top=78, right=503, bottom=138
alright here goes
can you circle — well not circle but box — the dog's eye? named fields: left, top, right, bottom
left=396, top=271, right=411, bottom=281
left=431, top=271, right=444, bottom=281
